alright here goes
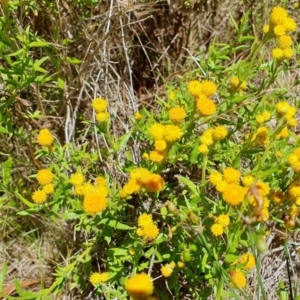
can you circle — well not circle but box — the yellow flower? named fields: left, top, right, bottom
left=239, top=253, right=256, bottom=270
left=163, top=125, right=183, bottom=142
left=143, top=174, right=164, bottom=192
left=123, top=179, right=141, bottom=195
left=278, top=35, right=292, bottom=49
left=138, top=213, right=153, bottom=228
left=95, top=176, right=107, bottom=187
left=209, top=171, right=223, bottom=186
left=198, top=144, right=209, bottom=154
left=143, top=223, right=159, bottom=240
left=230, top=77, right=247, bottom=91
left=161, top=262, right=175, bottom=277
left=223, top=167, right=241, bottom=184
left=216, top=214, right=230, bottom=227
left=37, top=128, right=54, bottom=146
left=272, top=47, right=284, bottom=59
left=82, top=191, right=107, bottom=215
left=89, top=272, right=109, bottom=285
left=168, top=90, right=176, bottom=101
left=125, top=273, right=154, bottom=299
left=276, top=101, right=290, bottom=115
left=136, top=227, right=144, bottom=237
left=177, top=261, right=185, bottom=269
left=134, top=111, right=142, bottom=120
left=261, top=111, right=271, bottom=121
left=277, top=127, right=289, bottom=139
left=270, top=7, right=288, bottom=26
left=275, top=151, right=282, bottom=158
left=241, top=175, right=254, bottom=187
left=96, top=112, right=109, bottom=122
left=187, top=80, right=202, bottom=97
left=263, top=24, right=269, bottom=33
left=36, top=169, right=54, bottom=185
left=149, top=123, right=165, bottom=140
left=200, top=134, right=214, bottom=146
left=216, top=180, right=228, bottom=193
left=92, top=98, right=108, bottom=112
left=154, top=139, right=167, bottom=151
left=142, top=153, right=149, bottom=160
left=273, top=25, right=286, bottom=36
left=169, top=107, right=186, bottom=124
left=213, top=126, right=228, bottom=141
left=32, top=190, right=47, bottom=204
left=229, top=269, right=247, bottom=288
left=149, top=150, right=165, bottom=163
left=287, top=118, right=297, bottom=127
left=282, top=48, right=294, bottom=59
left=283, top=17, right=297, bottom=32
left=42, top=183, right=54, bottom=195
left=130, top=168, right=151, bottom=182
left=75, top=182, right=94, bottom=196
left=222, top=184, right=246, bottom=206
left=200, top=80, right=217, bottom=96
left=70, top=172, right=85, bottom=186
left=211, top=223, right=224, bottom=236
left=196, top=96, right=216, bottom=117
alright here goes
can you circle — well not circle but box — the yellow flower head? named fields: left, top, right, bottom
left=149, top=150, right=165, bottom=163
left=96, top=112, right=109, bottom=122
left=32, top=190, right=47, bottom=204
left=223, top=167, right=241, bottom=184
left=277, top=127, right=289, bottom=139
left=229, top=269, right=247, bottom=288
left=187, top=80, right=202, bottom=97
left=272, top=47, right=284, bottom=59
left=130, top=168, right=151, bottom=182
left=142, top=223, right=159, bottom=240
left=262, top=111, right=271, bottom=121
left=161, top=262, right=175, bottom=277
left=200, top=80, right=217, bottom=96
left=143, top=174, right=164, bottom=192
left=216, top=214, right=230, bottom=227
left=95, top=176, right=107, bottom=187
left=273, top=25, right=286, bottom=36
left=241, top=175, right=254, bottom=187
left=211, top=223, right=224, bottom=236
left=37, top=128, right=54, bottom=146
left=36, top=169, right=54, bottom=185
left=270, top=7, right=288, bottom=26
left=154, top=139, right=167, bottom=152
left=92, top=98, right=108, bottom=112
left=239, top=253, right=256, bottom=270
left=209, top=171, right=223, bottom=186
left=83, top=191, right=107, bottom=215
left=75, top=182, right=94, bottom=196
left=168, top=90, right=176, bottom=101
left=283, top=17, right=297, bottom=32
left=282, top=48, right=294, bottom=59
left=200, top=134, right=213, bottom=146
left=134, top=111, right=142, bottom=120
left=230, top=77, right=247, bottom=91
left=42, top=183, right=54, bottom=195
left=278, top=35, right=293, bottom=49
left=196, top=96, right=216, bottom=117
left=271, top=190, right=284, bottom=204
left=213, top=126, right=228, bottom=141
left=123, top=179, right=141, bottom=195
left=138, top=213, right=153, bottom=228
left=198, top=144, right=209, bottom=154
left=125, top=273, right=154, bottom=299
left=169, top=107, right=186, bottom=124
left=149, top=123, right=165, bottom=140
left=89, top=272, right=109, bottom=285
left=216, top=180, right=228, bottom=193
left=263, top=24, right=269, bottom=33
left=276, top=101, right=291, bottom=115
left=222, top=184, right=247, bottom=206
left=163, top=125, right=183, bottom=142
left=70, top=172, right=85, bottom=187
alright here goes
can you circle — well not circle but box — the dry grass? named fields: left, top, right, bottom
left=1, top=0, right=299, bottom=299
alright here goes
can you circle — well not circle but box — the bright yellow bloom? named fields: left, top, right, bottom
left=198, top=144, right=209, bottom=154
left=92, top=98, right=108, bottom=112
left=230, top=77, right=247, bottom=91
left=229, top=269, right=247, bottom=288
left=239, top=253, right=256, bottom=270
left=209, top=171, right=223, bottom=186
left=37, top=128, right=54, bottom=146
left=278, top=35, right=292, bottom=49
left=149, top=150, right=165, bottom=163
left=130, top=168, right=151, bottom=183
left=89, top=272, right=109, bottom=285
left=169, top=107, right=186, bottom=124
left=282, top=47, right=294, bottom=59
left=200, top=134, right=214, bottom=146
left=143, top=174, right=164, bottom=192
left=196, top=96, right=216, bottom=117
left=138, top=213, right=153, bottom=228
left=75, top=182, right=94, bottom=196
left=95, top=176, right=107, bottom=187
left=142, top=223, right=159, bottom=240
left=211, top=223, right=224, bottom=236
left=149, top=123, right=165, bottom=140
left=213, top=126, right=228, bottom=141
left=32, top=190, right=47, bottom=204
left=255, top=181, right=270, bottom=196
left=163, top=125, right=183, bottom=142
left=288, top=118, right=297, bottom=127
left=168, top=90, right=176, bottom=101
left=42, top=183, right=54, bottom=194
left=70, top=172, right=85, bottom=186
left=96, top=112, right=109, bottom=122
left=273, top=25, right=286, bottom=36
left=134, top=111, right=142, bottom=120
left=275, top=151, right=282, bottom=158
left=223, top=167, right=240, bottom=184
left=122, top=179, right=141, bottom=195
left=241, top=175, right=254, bottom=187
left=200, top=80, right=217, bottom=96
left=216, top=180, right=228, bottom=193
left=276, top=101, right=290, bottom=115
left=223, top=184, right=247, bottom=206
left=187, top=80, right=202, bottom=97
left=252, top=126, right=269, bottom=146
left=125, top=273, right=154, bottom=299
left=36, top=169, right=54, bottom=185
left=272, top=47, right=284, bottom=59
left=263, top=24, right=269, bottom=33
left=283, top=17, right=297, bottom=32
left=216, top=214, right=230, bottom=227
left=142, top=153, right=149, bottom=160
left=270, top=7, right=288, bottom=26
left=177, top=261, right=185, bottom=268
left=256, top=115, right=265, bottom=124
left=277, top=127, right=289, bottom=139
left=154, top=139, right=167, bottom=151
left=136, top=227, right=144, bottom=237
left=261, top=111, right=271, bottom=121
left=82, top=191, right=107, bottom=215
left=161, top=262, right=175, bottom=277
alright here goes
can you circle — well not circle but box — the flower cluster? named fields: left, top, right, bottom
left=287, top=147, right=300, bottom=173
left=92, top=97, right=109, bottom=122
left=210, top=214, right=230, bottom=237
left=125, top=273, right=154, bottom=300
left=37, top=128, right=54, bottom=147
left=89, top=272, right=109, bottom=285
left=32, top=169, right=55, bottom=204
left=255, top=111, right=271, bottom=125
left=229, top=269, right=247, bottom=289
left=234, top=253, right=256, bottom=271
left=187, top=79, right=217, bottom=117
left=120, top=168, right=165, bottom=198
left=275, top=101, right=297, bottom=127
left=263, top=7, right=297, bottom=60
left=251, top=126, right=269, bottom=146
left=136, top=213, right=159, bottom=240
left=230, top=76, right=247, bottom=93
left=160, top=261, right=176, bottom=277
left=198, top=126, right=228, bottom=154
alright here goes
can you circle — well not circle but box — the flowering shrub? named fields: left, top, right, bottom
left=1, top=3, right=300, bottom=300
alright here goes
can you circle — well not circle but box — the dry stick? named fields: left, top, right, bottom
left=182, top=47, right=206, bottom=77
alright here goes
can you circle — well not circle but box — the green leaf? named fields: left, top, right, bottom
left=29, top=41, right=50, bottom=47
left=57, top=77, right=65, bottom=90
left=0, top=126, right=9, bottom=134
left=114, top=131, right=132, bottom=152
left=100, top=218, right=134, bottom=230
left=2, top=157, right=13, bottom=188
left=15, top=192, right=35, bottom=208
left=66, top=57, right=83, bottom=64
left=0, top=261, right=7, bottom=290
left=178, top=176, right=199, bottom=196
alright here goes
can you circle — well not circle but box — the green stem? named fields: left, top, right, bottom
left=284, top=238, right=294, bottom=300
